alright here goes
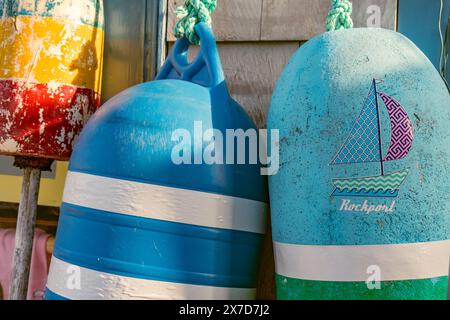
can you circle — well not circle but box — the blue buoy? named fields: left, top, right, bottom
left=268, top=28, right=450, bottom=300
left=45, top=23, right=268, bottom=300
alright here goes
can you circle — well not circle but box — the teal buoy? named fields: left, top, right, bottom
left=268, top=28, right=450, bottom=300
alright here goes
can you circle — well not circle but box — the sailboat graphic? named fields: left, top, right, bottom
left=330, top=79, right=414, bottom=198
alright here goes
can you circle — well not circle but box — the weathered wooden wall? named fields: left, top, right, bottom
left=167, top=0, right=398, bottom=299
left=167, top=0, right=397, bottom=128
left=168, top=0, right=397, bottom=42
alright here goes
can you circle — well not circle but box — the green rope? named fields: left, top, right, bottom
left=326, top=0, right=354, bottom=31
left=174, top=0, right=217, bottom=44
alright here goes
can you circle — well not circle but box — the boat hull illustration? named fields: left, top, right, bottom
left=332, top=169, right=409, bottom=198
left=329, top=77, right=414, bottom=198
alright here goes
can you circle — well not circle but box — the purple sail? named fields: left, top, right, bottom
left=378, top=92, right=414, bottom=161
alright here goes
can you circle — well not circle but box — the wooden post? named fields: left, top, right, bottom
left=9, top=157, right=52, bottom=300
left=156, top=0, right=168, bottom=74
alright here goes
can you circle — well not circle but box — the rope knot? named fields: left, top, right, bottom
left=326, top=0, right=353, bottom=31
left=174, top=0, right=218, bottom=44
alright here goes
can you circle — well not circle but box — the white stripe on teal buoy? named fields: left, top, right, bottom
left=63, top=171, right=267, bottom=234
left=47, top=257, right=256, bottom=300
left=274, top=240, right=450, bottom=282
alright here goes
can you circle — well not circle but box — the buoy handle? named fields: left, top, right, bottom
left=156, top=22, right=226, bottom=89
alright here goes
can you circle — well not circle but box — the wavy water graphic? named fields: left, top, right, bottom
left=332, top=188, right=399, bottom=198
left=333, top=169, right=409, bottom=193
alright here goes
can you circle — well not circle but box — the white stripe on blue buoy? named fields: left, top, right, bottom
left=274, top=240, right=450, bottom=282
left=63, top=171, right=267, bottom=234
left=46, top=257, right=256, bottom=300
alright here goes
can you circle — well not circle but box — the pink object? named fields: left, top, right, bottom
left=0, top=229, right=50, bottom=300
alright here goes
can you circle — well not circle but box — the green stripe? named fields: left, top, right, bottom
left=275, top=274, right=448, bottom=300
left=0, top=0, right=104, bottom=29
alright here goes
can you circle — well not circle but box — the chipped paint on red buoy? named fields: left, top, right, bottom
left=0, top=0, right=104, bottom=160
left=0, top=80, right=100, bottom=159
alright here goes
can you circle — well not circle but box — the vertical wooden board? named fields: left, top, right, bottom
left=221, top=43, right=299, bottom=128
left=155, top=0, right=169, bottom=75
left=179, top=42, right=299, bottom=128
left=261, top=0, right=398, bottom=41
left=167, top=0, right=263, bottom=42
left=352, top=0, right=397, bottom=30
left=144, top=0, right=160, bottom=81
left=102, top=0, right=147, bottom=101
left=261, top=0, right=328, bottom=41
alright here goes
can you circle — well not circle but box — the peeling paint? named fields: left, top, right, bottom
left=0, top=137, right=19, bottom=152
left=0, top=80, right=100, bottom=159
left=0, top=1, right=103, bottom=160
left=0, top=16, right=104, bottom=90
left=0, top=0, right=104, bottom=29
left=38, top=107, right=44, bottom=135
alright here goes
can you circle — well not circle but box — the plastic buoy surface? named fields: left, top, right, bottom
left=268, top=28, right=450, bottom=300
left=0, top=0, right=104, bottom=160
left=45, top=23, right=268, bottom=300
